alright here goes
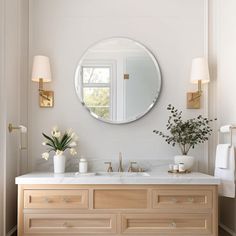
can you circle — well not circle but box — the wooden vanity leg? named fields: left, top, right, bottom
left=213, top=185, right=218, bottom=236
left=17, top=185, right=24, bottom=236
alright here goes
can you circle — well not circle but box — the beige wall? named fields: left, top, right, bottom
left=28, top=0, right=208, bottom=172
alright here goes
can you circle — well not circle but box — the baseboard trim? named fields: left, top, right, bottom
left=220, top=223, right=236, bottom=236
left=6, top=225, right=17, bottom=236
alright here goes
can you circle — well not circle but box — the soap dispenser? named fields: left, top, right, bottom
left=79, top=157, right=88, bottom=173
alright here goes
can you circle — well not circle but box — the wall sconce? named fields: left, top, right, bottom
left=31, top=55, right=54, bottom=108
left=187, top=57, right=210, bottom=109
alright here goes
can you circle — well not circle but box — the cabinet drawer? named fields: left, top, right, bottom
left=94, top=189, right=147, bottom=209
left=24, top=213, right=117, bottom=234
left=121, top=213, right=212, bottom=235
left=152, top=189, right=212, bottom=209
left=24, top=190, right=88, bottom=209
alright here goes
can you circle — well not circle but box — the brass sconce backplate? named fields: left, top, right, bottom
left=187, top=92, right=200, bottom=109
left=124, top=74, right=129, bottom=80
left=39, top=91, right=54, bottom=108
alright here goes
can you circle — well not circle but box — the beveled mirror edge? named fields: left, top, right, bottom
left=74, top=37, right=162, bottom=124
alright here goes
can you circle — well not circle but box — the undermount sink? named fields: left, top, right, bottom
left=96, top=172, right=150, bottom=177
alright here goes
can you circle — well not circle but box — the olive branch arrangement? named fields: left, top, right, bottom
left=153, top=104, right=216, bottom=155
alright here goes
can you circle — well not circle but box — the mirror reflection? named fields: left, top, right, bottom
left=75, top=38, right=162, bottom=124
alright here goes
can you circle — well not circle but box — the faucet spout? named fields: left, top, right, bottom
left=117, top=152, right=124, bottom=172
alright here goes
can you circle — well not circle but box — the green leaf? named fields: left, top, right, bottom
left=42, top=133, right=56, bottom=148
left=45, top=143, right=54, bottom=148
left=62, top=137, right=73, bottom=150
left=60, top=133, right=69, bottom=147
left=42, top=133, right=54, bottom=143
left=52, top=136, right=61, bottom=150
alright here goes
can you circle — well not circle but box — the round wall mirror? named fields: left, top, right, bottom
left=75, top=38, right=162, bottom=124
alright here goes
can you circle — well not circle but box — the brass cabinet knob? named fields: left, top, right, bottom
left=188, top=197, right=194, bottom=203
left=169, top=221, right=176, bottom=228
left=63, top=222, right=72, bottom=227
left=44, top=197, right=51, bottom=203
left=171, top=197, right=177, bottom=203
left=62, top=197, right=69, bottom=203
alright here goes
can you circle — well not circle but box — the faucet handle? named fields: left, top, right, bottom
left=130, top=161, right=137, bottom=166
left=138, top=167, right=146, bottom=172
left=104, top=162, right=113, bottom=172
left=128, top=161, right=137, bottom=172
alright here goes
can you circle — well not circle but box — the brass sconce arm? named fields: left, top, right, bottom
left=38, top=78, right=54, bottom=107
left=187, top=81, right=202, bottom=109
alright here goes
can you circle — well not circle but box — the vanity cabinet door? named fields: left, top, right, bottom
left=152, top=189, right=212, bottom=209
left=24, top=189, right=88, bottom=209
left=121, top=213, right=212, bottom=235
left=24, top=213, right=117, bottom=234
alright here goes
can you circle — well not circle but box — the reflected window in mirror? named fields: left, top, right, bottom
left=82, top=65, right=113, bottom=119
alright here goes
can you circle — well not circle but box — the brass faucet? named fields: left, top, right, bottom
left=117, top=152, right=124, bottom=172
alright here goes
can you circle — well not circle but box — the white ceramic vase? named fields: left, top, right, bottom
left=53, top=155, right=66, bottom=173
left=174, top=155, right=195, bottom=170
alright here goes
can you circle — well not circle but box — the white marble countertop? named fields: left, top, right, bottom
left=15, top=171, right=220, bottom=185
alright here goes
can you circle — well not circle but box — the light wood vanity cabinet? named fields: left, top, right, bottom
left=18, top=185, right=218, bottom=236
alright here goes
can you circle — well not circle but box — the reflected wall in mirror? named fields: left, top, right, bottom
left=75, top=38, right=162, bottom=124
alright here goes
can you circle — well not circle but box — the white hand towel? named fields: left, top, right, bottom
left=215, top=146, right=235, bottom=198
left=215, top=144, right=230, bottom=169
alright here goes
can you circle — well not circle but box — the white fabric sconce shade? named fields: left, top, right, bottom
left=190, top=57, right=210, bottom=84
left=31, top=55, right=52, bottom=82
left=31, top=55, right=54, bottom=108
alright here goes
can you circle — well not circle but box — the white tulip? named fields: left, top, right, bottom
left=70, top=148, right=77, bottom=156
left=42, top=152, right=49, bottom=160
left=53, top=131, right=61, bottom=138
left=56, top=150, right=64, bottom=156
left=69, top=141, right=77, bottom=147
left=51, top=126, right=60, bottom=137
left=52, top=125, right=59, bottom=132
left=51, top=130, right=61, bottom=138
left=42, top=141, right=47, bottom=146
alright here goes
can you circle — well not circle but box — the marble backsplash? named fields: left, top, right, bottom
left=35, top=156, right=199, bottom=173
